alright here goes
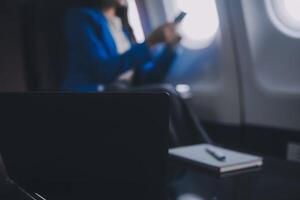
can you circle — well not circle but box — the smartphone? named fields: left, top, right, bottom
left=174, top=12, right=187, bottom=24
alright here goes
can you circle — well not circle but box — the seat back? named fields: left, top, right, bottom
left=22, top=0, right=70, bottom=91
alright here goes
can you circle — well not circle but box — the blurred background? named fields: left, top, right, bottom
left=0, top=0, right=300, bottom=161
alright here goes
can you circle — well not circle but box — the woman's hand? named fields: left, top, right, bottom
left=146, top=23, right=181, bottom=48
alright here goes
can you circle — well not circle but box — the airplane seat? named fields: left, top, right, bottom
left=0, top=0, right=28, bottom=92
left=22, top=0, right=70, bottom=91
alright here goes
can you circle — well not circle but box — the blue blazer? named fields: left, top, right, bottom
left=63, top=8, right=176, bottom=92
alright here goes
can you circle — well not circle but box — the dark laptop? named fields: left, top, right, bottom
left=0, top=93, right=169, bottom=200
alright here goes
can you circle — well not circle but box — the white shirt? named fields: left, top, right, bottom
left=106, top=15, right=134, bottom=82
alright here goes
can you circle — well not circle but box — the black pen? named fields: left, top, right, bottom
left=205, top=147, right=226, bottom=162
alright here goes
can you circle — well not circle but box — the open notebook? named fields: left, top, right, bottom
left=169, top=144, right=263, bottom=173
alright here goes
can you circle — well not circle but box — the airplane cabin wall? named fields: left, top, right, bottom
left=228, top=0, right=300, bottom=131
left=145, top=0, right=300, bottom=132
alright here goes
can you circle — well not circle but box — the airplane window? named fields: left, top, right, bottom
left=127, top=0, right=145, bottom=43
left=265, top=0, right=300, bottom=38
left=173, top=0, right=220, bottom=49
left=283, top=0, right=300, bottom=22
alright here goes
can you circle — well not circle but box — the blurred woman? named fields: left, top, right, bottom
left=63, top=0, right=181, bottom=92
left=63, top=0, right=212, bottom=146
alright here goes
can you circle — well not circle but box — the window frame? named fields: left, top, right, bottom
left=265, top=0, right=300, bottom=39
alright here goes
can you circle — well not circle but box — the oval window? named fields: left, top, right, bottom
left=283, top=0, right=300, bottom=22
left=174, top=0, right=220, bottom=49
left=266, top=0, right=300, bottom=38
left=127, top=0, right=145, bottom=43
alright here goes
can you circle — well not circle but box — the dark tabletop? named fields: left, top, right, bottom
left=169, top=157, right=300, bottom=200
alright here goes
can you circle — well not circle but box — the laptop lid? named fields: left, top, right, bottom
left=0, top=93, right=169, bottom=200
